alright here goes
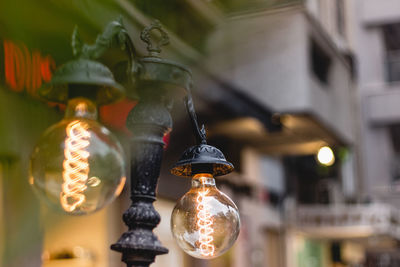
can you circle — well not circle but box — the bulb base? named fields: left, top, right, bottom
left=170, top=144, right=233, bottom=178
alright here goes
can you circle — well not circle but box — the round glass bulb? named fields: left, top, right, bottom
left=171, top=173, right=240, bottom=259
left=317, top=146, right=335, bottom=166
left=30, top=97, right=126, bottom=215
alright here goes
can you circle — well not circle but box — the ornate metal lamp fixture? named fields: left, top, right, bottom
left=30, top=17, right=239, bottom=267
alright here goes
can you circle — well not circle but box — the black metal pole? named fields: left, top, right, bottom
left=111, top=95, right=170, bottom=266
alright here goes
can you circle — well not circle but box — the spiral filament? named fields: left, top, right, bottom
left=196, top=183, right=215, bottom=257
left=60, top=120, right=91, bottom=212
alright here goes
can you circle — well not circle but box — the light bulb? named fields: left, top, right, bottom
left=317, top=146, right=335, bottom=166
left=171, top=173, right=240, bottom=259
left=30, top=97, right=126, bottom=215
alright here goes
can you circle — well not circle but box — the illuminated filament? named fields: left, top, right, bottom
left=60, top=120, right=91, bottom=212
left=196, top=186, right=215, bottom=257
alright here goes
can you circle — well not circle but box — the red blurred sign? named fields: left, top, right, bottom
left=3, top=40, right=55, bottom=96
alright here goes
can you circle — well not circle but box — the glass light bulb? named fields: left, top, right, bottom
left=317, top=146, right=335, bottom=166
left=30, top=97, right=126, bottom=215
left=171, top=173, right=240, bottom=259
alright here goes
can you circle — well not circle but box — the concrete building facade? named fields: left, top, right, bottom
left=350, top=0, right=400, bottom=205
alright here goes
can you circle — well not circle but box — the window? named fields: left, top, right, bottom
left=383, top=23, right=400, bottom=82
left=310, top=39, right=332, bottom=85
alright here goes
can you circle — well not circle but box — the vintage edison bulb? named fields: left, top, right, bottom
left=30, top=97, right=126, bottom=215
left=171, top=173, right=240, bottom=259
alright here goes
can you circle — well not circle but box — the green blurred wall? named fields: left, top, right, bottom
left=0, top=87, right=62, bottom=266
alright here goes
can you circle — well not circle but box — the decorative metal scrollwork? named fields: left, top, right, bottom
left=71, top=17, right=139, bottom=82
left=140, top=20, right=170, bottom=56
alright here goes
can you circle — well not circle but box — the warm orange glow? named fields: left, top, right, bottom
left=60, top=120, right=91, bottom=212
left=196, top=178, right=215, bottom=257
left=114, top=176, right=126, bottom=197
left=3, top=40, right=55, bottom=95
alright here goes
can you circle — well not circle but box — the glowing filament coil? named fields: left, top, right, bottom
left=60, top=120, right=91, bottom=212
left=196, top=188, right=215, bottom=257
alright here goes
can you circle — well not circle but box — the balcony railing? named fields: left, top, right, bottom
left=288, top=203, right=400, bottom=239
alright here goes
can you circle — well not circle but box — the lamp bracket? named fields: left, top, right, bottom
left=185, top=89, right=207, bottom=145
left=72, top=17, right=139, bottom=83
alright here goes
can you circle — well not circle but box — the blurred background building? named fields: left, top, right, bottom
left=2, top=0, right=400, bottom=266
